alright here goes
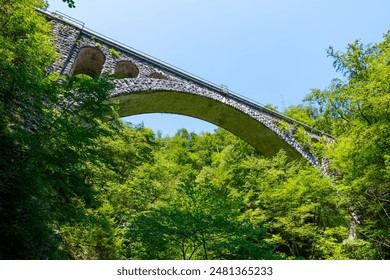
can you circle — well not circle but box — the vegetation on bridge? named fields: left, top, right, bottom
left=1, top=0, right=390, bottom=259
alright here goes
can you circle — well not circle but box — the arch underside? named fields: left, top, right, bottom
left=111, top=90, right=302, bottom=160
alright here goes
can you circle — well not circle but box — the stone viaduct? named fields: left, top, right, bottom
left=42, top=10, right=332, bottom=168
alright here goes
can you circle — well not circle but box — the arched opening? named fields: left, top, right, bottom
left=149, top=72, right=167, bottom=80
left=114, top=61, right=139, bottom=79
left=123, top=113, right=217, bottom=136
left=71, top=47, right=105, bottom=78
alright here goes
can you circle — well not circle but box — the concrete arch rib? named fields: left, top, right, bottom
left=110, top=79, right=305, bottom=161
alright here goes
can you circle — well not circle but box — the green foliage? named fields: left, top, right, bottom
left=284, top=105, right=316, bottom=126
left=61, top=0, right=76, bottom=8
left=217, top=149, right=348, bottom=259
left=264, top=104, right=278, bottom=111
left=302, top=31, right=390, bottom=259
left=0, top=0, right=60, bottom=259
left=0, top=0, right=118, bottom=259
left=109, top=48, right=120, bottom=58
left=276, top=120, right=291, bottom=132
left=293, top=126, right=312, bottom=150
left=127, top=179, right=278, bottom=260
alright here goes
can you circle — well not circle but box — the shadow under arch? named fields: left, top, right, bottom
left=115, top=61, right=139, bottom=79
left=71, top=47, right=105, bottom=78
left=111, top=90, right=302, bottom=160
left=149, top=73, right=168, bottom=80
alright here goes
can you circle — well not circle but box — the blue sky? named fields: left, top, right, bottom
left=47, top=0, right=390, bottom=135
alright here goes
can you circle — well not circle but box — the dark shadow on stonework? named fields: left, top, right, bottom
left=115, top=61, right=139, bottom=79
left=71, top=47, right=105, bottom=78
left=149, top=73, right=167, bottom=80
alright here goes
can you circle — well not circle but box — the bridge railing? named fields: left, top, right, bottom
left=40, top=9, right=333, bottom=139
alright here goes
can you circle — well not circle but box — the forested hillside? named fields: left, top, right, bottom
left=1, top=0, right=389, bottom=259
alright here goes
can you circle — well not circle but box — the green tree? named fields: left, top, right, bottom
left=127, top=178, right=278, bottom=260
left=119, top=128, right=279, bottom=260
left=1, top=0, right=62, bottom=259
left=58, top=123, right=158, bottom=259
left=211, top=145, right=348, bottom=259
left=0, top=0, right=118, bottom=259
left=305, top=32, right=390, bottom=259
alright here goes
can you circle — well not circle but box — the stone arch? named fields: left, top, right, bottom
left=111, top=89, right=304, bottom=161
left=71, top=47, right=105, bottom=78
left=149, top=72, right=167, bottom=80
left=114, top=61, right=139, bottom=79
